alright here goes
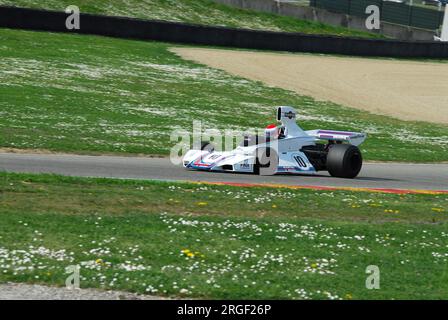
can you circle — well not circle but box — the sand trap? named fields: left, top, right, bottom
left=171, top=48, right=448, bottom=124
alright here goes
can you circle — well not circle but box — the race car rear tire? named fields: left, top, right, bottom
left=200, top=141, right=215, bottom=153
left=254, top=147, right=278, bottom=176
left=326, top=144, right=362, bottom=179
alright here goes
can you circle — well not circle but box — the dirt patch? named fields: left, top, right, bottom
left=171, top=48, right=448, bottom=124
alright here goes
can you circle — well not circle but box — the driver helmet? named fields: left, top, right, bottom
left=265, top=124, right=279, bottom=140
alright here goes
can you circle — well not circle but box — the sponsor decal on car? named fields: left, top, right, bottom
left=284, top=111, right=295, bottom=119
left=238, top=159, right=252, bottom=171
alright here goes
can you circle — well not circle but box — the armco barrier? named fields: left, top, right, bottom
left=311, top=0, right=444, bottom=31
left=1, top=6, right=448, bottom=58
left=213, top=0, right=437, bottom=41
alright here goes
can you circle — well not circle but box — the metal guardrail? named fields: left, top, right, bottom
left=309, top=0, right=444, bottom=30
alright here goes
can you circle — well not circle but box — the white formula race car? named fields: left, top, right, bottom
left=183, top=106, right=366, bottom=178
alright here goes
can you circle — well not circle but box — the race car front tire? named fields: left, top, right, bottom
left=326, top=144, right=362, bottom=179
left=255, top=147, right=278, bottom=176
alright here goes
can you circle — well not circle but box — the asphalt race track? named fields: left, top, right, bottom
left=0, top=153, right=447, bottom=192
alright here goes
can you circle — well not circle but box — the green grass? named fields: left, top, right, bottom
left=0, top=172, right=447, bottom=299
left=0, top=28, right=447, bottom=161
left=0, top=0, right=382, bottom=38
left=2, top=172, right=447, bottom=224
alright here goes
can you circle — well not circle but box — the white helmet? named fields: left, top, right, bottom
left=265, top=124, right=279, bottom=140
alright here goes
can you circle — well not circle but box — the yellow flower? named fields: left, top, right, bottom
left=311, top=263, right=318, bottom=269
left=345, top=293, right=353, bottom=300
left=384, top=209, right=398, bottom=213
left=95, top=259, right=103, bottom=264
left=432, top=208, right=444, bottom=212
left=197, top=202, right=208, bottom=206
left=351, top=204, right=360, bottom=208
left=272, top=204, right=277, bottom=208
left=182, top=248, right=204, bottom=259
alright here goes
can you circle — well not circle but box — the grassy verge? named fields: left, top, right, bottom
left=0, top=29, right=447, bottom=162
left=0, top=0, right=381, bottom=38
left=1, top=172, right=448, bottom=299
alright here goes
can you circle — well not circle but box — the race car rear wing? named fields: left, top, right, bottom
left=305, top=129, right=367, bottom=146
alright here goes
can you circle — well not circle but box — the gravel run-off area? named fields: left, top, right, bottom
left=172, top=48, right=448, bottom=124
